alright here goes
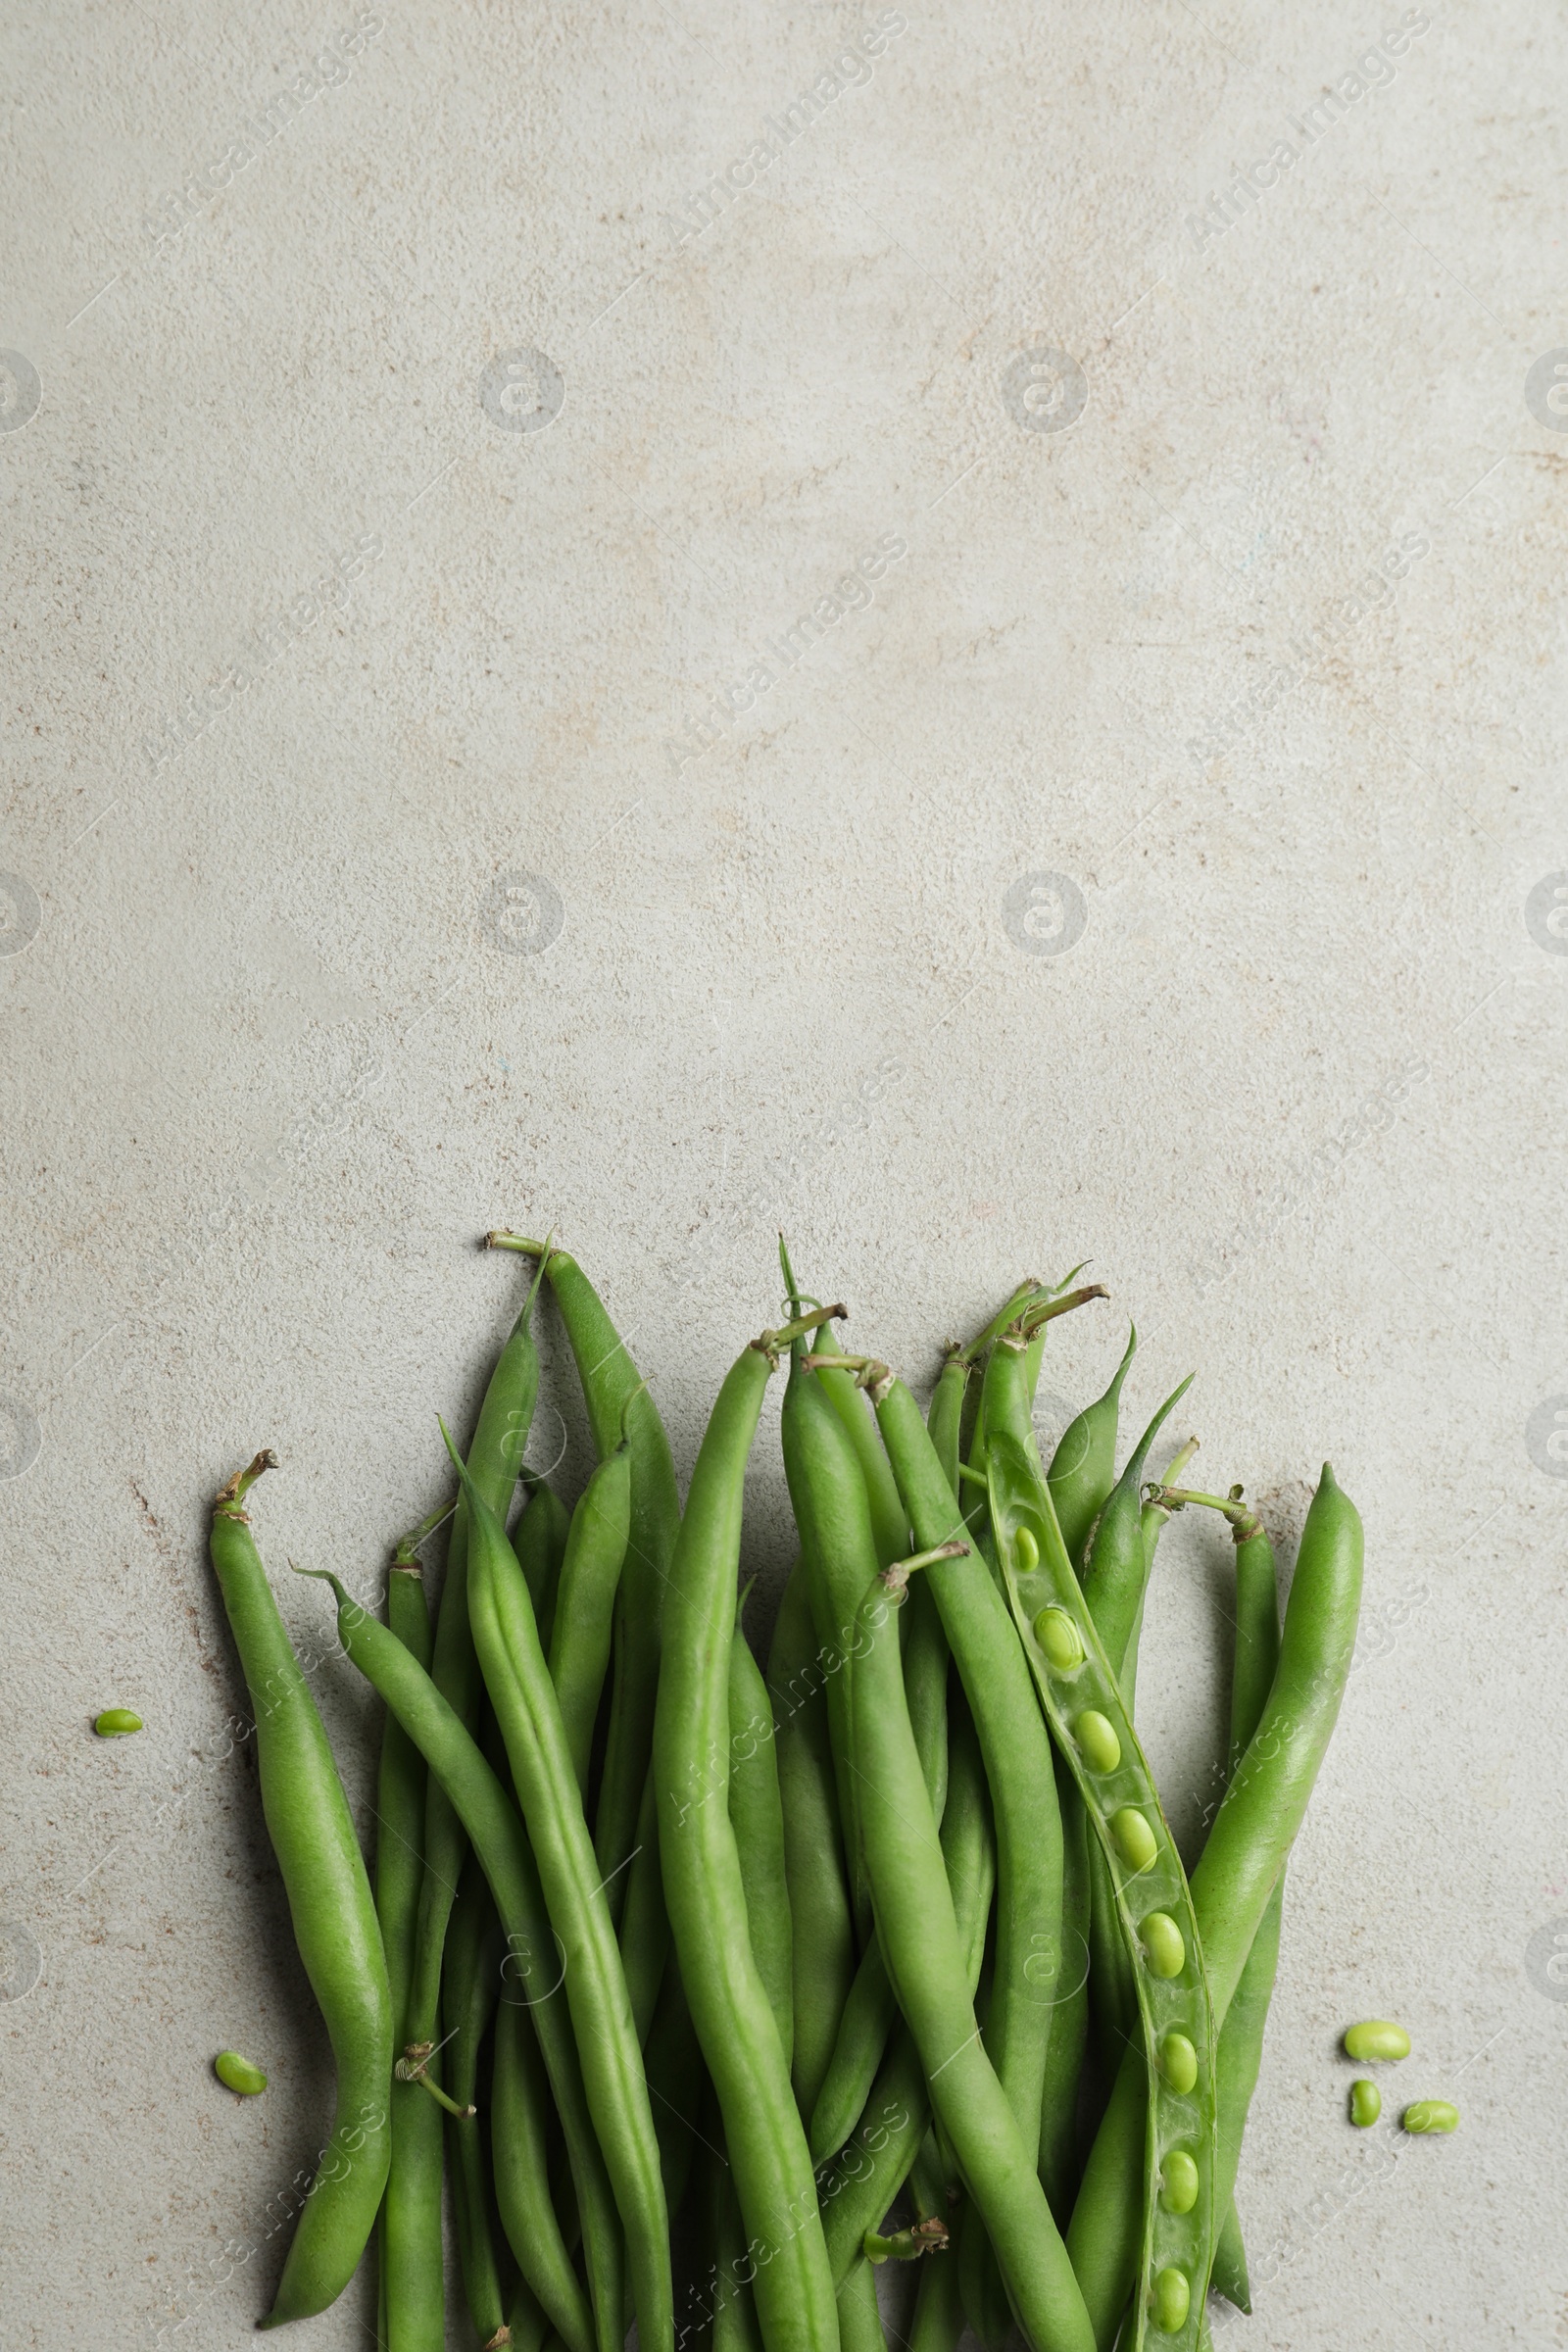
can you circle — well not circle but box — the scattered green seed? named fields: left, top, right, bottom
left=1014, top=1526, right=1040, bottom=1572
left=1158, top=2150, right=1200, bottom=2214
left=1151, top=2266, right=1191, bottom=2332
left=1348, top=2079, right=1381, bottom=2128
left=1033, top=1606, right=1084, bottom=1671
left=1401, top=2099, right=1458, bottom=2135
left=1110, top=1806, right=1157, bottom=1874
left=93, top=1709, right=142, bottom=1737
left=1141, top=1912, right=1185, bottom=1979
left=1157, top=2033, right=1198, bottom=2094
left=215, top=2051, right=269, bottom=2096
left=1075, top=1708, right=1121, bottom=1773
left=1344, top=2019, right=1410, bottom=2062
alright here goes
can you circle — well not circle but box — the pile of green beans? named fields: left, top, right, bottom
left=205, top=1237, right=1362, bottom=2351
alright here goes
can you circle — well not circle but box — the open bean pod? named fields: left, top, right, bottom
left=987, top=1429, right=1218, bottom=2351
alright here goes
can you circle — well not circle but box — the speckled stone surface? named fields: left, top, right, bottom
left=2, top=2, right=1565, bottom=2343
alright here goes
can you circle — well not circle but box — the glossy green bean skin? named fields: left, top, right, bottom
left=409, top=1292, right=545, bottom=2150
left=209, top=1463, right=392, bottom=2328
left=818, top=1696, right=994, bottom=2287
left=493, top=1989, right=597, bottom=2352
left=617, top=1763, right=668, bottom=2045
left=781, top=1351, right=883, bottom=1943
left=990, top=1432, right=1217, bottom=2352
left=729, top=1590, right=794, bottom=2071
left=307, top=1569, right=626, bottom=2352
left=1068, top=1466, right=1361, bottom=2343
left=378, top=1565, right=444, bottom=2352
left=549, top=1439, right=632, bottom=1793
left=808, top=1572, right=947, bottom=2166
left=514, top=1476, right=571, bottom=1656
left=872, top=1378, right=1063, bottom=2200
left=489, top=1239, right=682, bottom=1912
left=654, top=1330, right=840, bottom=2352
left=454, top=1444, right=671, bottom=2352
left=1048, top=1326, right=1137, bottom=1569
left=444, top=1858, right=508, bottom=2346
left=850, top=1564, right=1096, bottom=2352
left=767, top=1564, right=856, bottom=2126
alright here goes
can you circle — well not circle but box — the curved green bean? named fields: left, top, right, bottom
left=443, top=1857, right=508, bottom=2346
left=209, top=1456, right=392, bottom=2328
left=514, top=1475, right=570, bottom=1656
left=849, top=1547, right=1096, bottom=2352
left=492, top=1989, right=597, bottom=2352
left=616, top=1763, right=668, bottom=2045
left=1049, top=1325, right=1137, bottom=1569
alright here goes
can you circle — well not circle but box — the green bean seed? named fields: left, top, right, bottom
left=1111, top=1809, right=1158, bottom=1875
left=1344, top=2020, right=1410, bottom=2062
left=1402, top=2100, right=1458, bottom=2134
left=93, top=1708, right=142, bottom=1737
left=1348, top=2080, right=1381, bottom=2128
left=1142, top=1913, right=1186, bottom=1979
left=215, top=2050, right=268, bottom=2095
left=1158, top=2034, right=1198, bottom=2095
left=1151, top=2267, right=1191, bottom=2332
left=1158, top=2152, right=1199, bottom=2215
left=1034, top=1606, right=1083, bottom=1670
left=1075, top=1710, right=1121, bottom=1773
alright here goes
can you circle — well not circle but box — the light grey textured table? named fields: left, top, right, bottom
left=2, top=2, right=1564, bottom=2344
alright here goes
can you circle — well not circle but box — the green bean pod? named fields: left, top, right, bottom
left=644, top=1954, right=705, bottom=2225
left=868, top=1376, right=1065, bottom=2206
left=443, top=1859, right=508, bottom=2347
left=409, top=1277, right=548, bottom=2158
left=1039, top=1752, right=1091, bottom=2230
left=817, top=1694, right=994, bottom=2286
left=379, top=1561, right=445, bottom=2352
left=988, top=1430, right=1218, bottom=2352
left=781, top=1348, right=883, bottom=1942
left=653, top=1316, right=841, bottom=2352
left=549, top=1433, right=632, bottom=1794
left=514, top=1475, right=571, bottom=1656
left=728, top=1586, right=794, bottom=2071
left=450, top=1434, right=671, bottom=2352
left=810, top=1299, right=908, bottom=1571
left=617, top=1764, right=668, bottom=2045
left=849, top=1556, right=1096, bottom=2352
left=209, top=1459, right=393, bottom=2327
left=492, top=1988, right=597, bottom=2352
left=767, top=1563, right=857, bottom=2126
left=1069, top=1465, right=1361, bottom=2342
left=1048, top=1325, right=1137, bottom=1569
left=304, top=1567, right=627, bottom=2352
left=488, top=1236, right=682, bottom=1912
left=1208, top=2202, right=1250, bottom=2312
left=808, top=1571, right=947, bottom=2166
left=927, top=1349, right=969, bottom=1503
